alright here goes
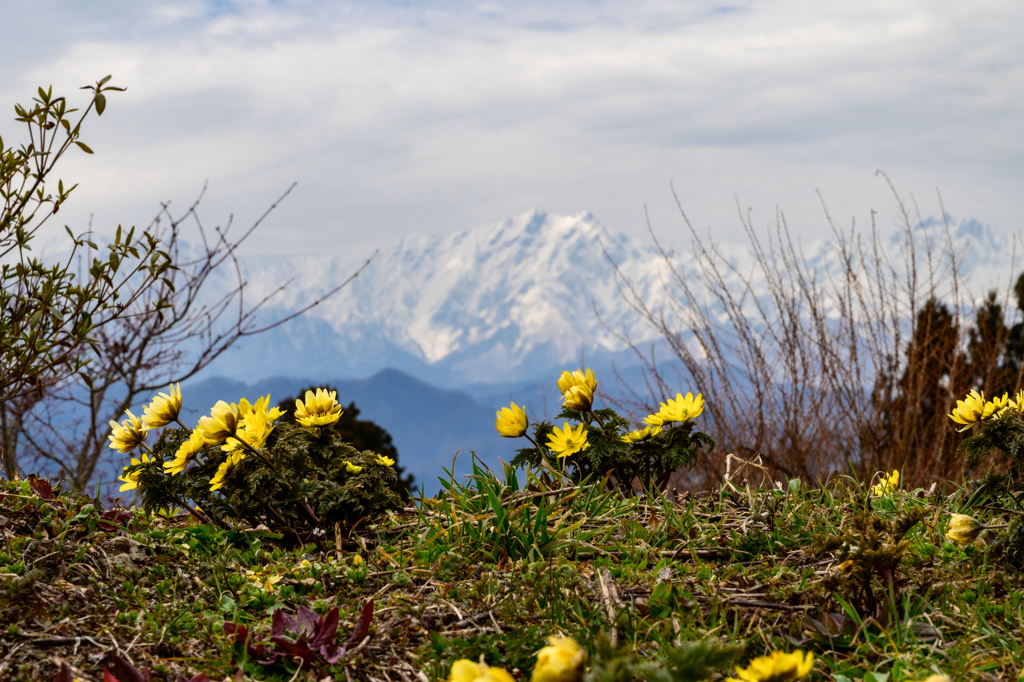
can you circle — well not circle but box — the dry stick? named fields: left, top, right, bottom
left=597, top=567, right=621, bottom=648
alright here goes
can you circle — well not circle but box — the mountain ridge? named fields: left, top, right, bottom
left=202, top=208, right=1017, bottom=387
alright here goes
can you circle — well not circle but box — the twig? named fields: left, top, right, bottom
left=597, top=567, right=621, bottom=647
left=21, top=634, right=107, bottom=647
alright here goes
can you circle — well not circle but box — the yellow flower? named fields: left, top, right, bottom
left=870, top=469, right=899, bottom=496
left=294, top=388, right=343, bottom=427
left=352, top=554, right=364, bottom=567
left=376, top=454, right=395, bottom=467
left=562, top=384, right=593, bottom=411
left=222, top=404, right=275, bottom=454
left=726, top=650, right=814, bottom=682
left=547, top=423, right=590, bottom=458
left=141, top=383, right=182, bottom=429
left=164, top=429, right=205, bottom=475
left=447, top=659, right=516, bottom=682
left=495, top=401, right=529, bottom=437
left=345, top=460, right=364, bottom=474
left=918, top=676, right=952, bottom=682
left=949, top=389, right=1010, bottom=431
left=197, top=401, right=239, bottom=445
left=946, top=513, right=985, bottom=545
left=118, top=453, right=154, bottom=491
left=655, top=392, right=704, bottom=423
left=244, top=568, right=282, bottom=592
left=642, top=413, right=664, bottom=427
left=108, top=410, right=148, bottom=454
left=621, top=425, right=661, bottom=443
left=557, top=368, right=597, bottom=396
left=531, top=635, right=587, bottom=682
left=209, top=450, right=246, bottom=491
left=989, top=392, right=1012, bottom=416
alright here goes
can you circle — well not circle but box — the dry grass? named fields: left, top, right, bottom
left=607, top=176, right=1022, bottom=489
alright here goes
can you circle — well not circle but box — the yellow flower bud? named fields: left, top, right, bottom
left=945, top=514, right=985, bottom=545
left=108, top=410, right=147, bottom=454
left=495, top=401, right=528, bottom=437
left=531, top=635, right=587, bottom=682
left=141, top=383, right=183, bottom=429
left=448, top=659, right=516, bottom=682
left=197, top=401, right=238, bottom=445
left=562, top=385, right=593, bottom=411
left=725, top=650, right=813, bottom=682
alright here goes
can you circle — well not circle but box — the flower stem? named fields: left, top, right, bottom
left=177, top=498, right=214, bottom=526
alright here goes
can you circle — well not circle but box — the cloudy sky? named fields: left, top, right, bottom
left=3, top=0, right=1022, bottom=257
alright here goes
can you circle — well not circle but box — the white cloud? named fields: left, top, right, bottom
left=2, top=0, right=1021, bottom=257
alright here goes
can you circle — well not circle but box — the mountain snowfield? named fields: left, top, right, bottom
left=204, top=209, right=1019, bottom=387
left=207, top=210, right=665, bottom=385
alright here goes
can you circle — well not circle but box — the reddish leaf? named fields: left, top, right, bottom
left=224, top=622, right=270, bottom=663
left=53, top=661, right=74, bottom=682
left=296, top=605, right=320, bottom=636
left=29, top=475, right=54, bottom=499
left=345, top=598, right=374, bottom=649
left=270, top=608, right=298, bottom=638
left=104, top=654, right=150, bottom=682
left=98, top=508, right=133, bottom=531
left=310, top=607, right=340, bottom=648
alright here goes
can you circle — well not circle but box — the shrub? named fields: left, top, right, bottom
left=114, top=387, right=401, bottom=540
left=501, top=367, right=714, bottom=493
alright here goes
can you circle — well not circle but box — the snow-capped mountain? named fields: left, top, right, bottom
left=203, top=209, right=1018, bottom=387
left=207, top=210, right=670, bottom=385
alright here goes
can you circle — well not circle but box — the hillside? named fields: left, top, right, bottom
left=0, top=466, right=1015, bottom=681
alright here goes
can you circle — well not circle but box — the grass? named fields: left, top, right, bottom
left=1, top=460, right=1022, bottom=681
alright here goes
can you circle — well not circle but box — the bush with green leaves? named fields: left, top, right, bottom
left=498, top=368, right=714, bottom=492
left=1, top=77, right=172, bottom=403
left=946, top=388, right=1024, bottom=564
left=112, top=386, right=401, bottom=540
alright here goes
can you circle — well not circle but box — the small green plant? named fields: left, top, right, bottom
left=501, top=368, right=714, bottom=492
left=814, top=501, right=925, bottom=620
left=115, top=386, right=401, bottom=540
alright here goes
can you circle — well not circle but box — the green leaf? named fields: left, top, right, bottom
left=94, top=93, right=106, bottom=116
left=74, top=141, right=94, bottom=154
